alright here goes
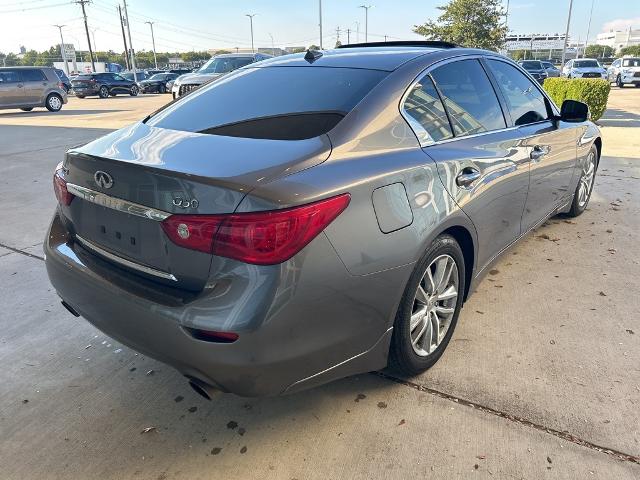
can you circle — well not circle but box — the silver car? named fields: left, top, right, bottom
left=45, top=42, right=601, bottom=398
left=0, top=66, right=67, bottom=112
left=607, top=57, right=640, bottom=88
left=562, top=58, right=607, bottom=79
left=171, top=53, right=272, bottom=99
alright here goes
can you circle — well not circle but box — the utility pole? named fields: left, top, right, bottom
left=53, top=24, right=69, bottom=75
left=583, top=0, right=595, bottom=58
left=336, top=26, right=341, bottom=44
left=356, top=21, right=360, bottom=43
left=346, top=28, right=351, bottom=44
left=318, top=0, right=323, bottom=49
left=122, top=0, right=137, bottom=82
left=269, top=33, right=275, bottom=56
left=505, top=0, right=510, bottom=29
left=359, top=5, right=371, bottom=43
left=384, top=35, right=387, bottom=42
left=145, top=21, right=158, bottom=69
left=75, top=0, right=96, bottom=71
left=560, top=0, right=573, bottom=68
left=117, top=5, right=130, bottom=70
left=245, top=14, right=256, bottom=53
left=90, top=28, right=98, bottom=61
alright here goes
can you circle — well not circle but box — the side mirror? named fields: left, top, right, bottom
left=560, top=100, right=589, bottom=123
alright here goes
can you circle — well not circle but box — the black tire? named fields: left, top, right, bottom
left=565, top=144, right=598, bottom=217
left=389, top=234, right=466, bottom=376
left=158, top=84, right=166, bottom=94
left=98, top=85, right=109, bottom=98
left=616, top=75, right=624, bottom=88
left=76, top=95, right=85, bottom=99
left=45, top=93, right=63, bottom=112
left=129, top=85, right=139, bottom=96
left=20, top=107, right=33, bottom=111
left=110, top=92, right=117, bottom=97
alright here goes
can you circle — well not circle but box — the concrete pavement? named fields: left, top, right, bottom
left=0, top=91, right=639, bottom=479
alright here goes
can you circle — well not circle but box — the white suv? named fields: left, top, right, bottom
left=607, top=57, right=640, bottom=88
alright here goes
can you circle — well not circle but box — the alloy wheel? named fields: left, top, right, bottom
left=410, top=254, right=459, bottom=357
left=577, top=150, right=596, bottom=208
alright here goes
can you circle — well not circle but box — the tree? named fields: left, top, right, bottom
left=510, top=49, right=527, bottom=61
left=585, top=44, right=614, bottom=58
left=335, top=40, right=342, bottom=48
left=620, top=45, right=640, bottom=57
left=308, top=44, right=321, bottom=51
left=413, top=0, right=508, bottom=51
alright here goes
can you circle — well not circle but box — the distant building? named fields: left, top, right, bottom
left=502, top=33, right=573, bottom=61
left=207, top=47, right=287, bottom=56
left=596, top=28, right=640, bottom=52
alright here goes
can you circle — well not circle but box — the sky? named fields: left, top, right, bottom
left=0, top=0, right=638, bottom=55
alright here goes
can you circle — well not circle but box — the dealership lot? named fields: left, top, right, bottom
left=0, top=90, right=639, bottom=478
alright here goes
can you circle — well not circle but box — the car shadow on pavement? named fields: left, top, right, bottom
left=598, top=108, right=640, bottom=128
left=0, top=109, right=126, bottom=118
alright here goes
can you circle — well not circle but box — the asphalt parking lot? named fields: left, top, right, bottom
left=0, top=90, right=639, bottom=479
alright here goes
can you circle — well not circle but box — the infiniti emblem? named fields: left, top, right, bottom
left=94, top=171, right=114, bottom=189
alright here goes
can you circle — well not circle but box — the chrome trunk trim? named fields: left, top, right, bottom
left=66, top=183, right=171, bottom=222
left=75, top=234, right=178, bottom=281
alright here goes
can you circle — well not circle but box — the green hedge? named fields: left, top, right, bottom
left=543, top=77, right=611, bottom=122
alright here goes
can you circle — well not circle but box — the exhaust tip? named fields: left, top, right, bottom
left=188, top=378, right=215, bottom=401
left=61, top=300, right=80, bottom=317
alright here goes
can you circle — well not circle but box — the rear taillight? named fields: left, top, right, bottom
left=53, top=169, right=74, bottom=206
left=160, top=193, right=350, bottom=265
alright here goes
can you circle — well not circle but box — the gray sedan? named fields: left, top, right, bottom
left=45, top=42, right=601, bottom=397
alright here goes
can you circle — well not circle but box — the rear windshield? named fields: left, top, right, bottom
left=146, top=66, right=387, bottom=140
left=622, top=58, right=640, bottom=67
left=198, top=57, right=254, bottom=74
left=520, top=61, right=543, bottom=70
left=74, top=75, right=93, bottom=80
left=574, top=60, right=600, bottom=68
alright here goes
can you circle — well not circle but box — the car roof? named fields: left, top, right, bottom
left=252, top=45, right=451, bottom=72
left=215, top=53, right=262, bottom=58
left=1, top=66, right=52, bottom=69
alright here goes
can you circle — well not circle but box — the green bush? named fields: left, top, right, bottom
left=543, top=77, right=611, bottom=122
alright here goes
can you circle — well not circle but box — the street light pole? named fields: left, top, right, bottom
left=318, top=0, right=323, bottom=49
left=269, top=33, right=275, bottom=56
left=53, top=24, right=69, bottom=75
left=583, top=0, right=595, bottom=58
left=145, top=21, right=158, bottom=69
left=359, top=5, right=371, bottom=43
left=560, top=0, right=573, bottom=68
left=245, top=14, right=256, bottom=53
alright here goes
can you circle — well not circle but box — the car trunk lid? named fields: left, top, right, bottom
left=61, top=122, right=331, bottom=290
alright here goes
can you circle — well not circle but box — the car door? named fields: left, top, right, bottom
left=112, top=73, right=129, bottom=93
left=409, top=58, right=531, bottom=270
left=21, top=68, right=48, bottom=105
left=484, top=58, right=577, bottom=233
left=0, top=69, right=24, bottom=107
left=608, top=59, right=620, bottom=82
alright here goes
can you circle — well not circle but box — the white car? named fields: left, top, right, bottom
left=607, top=57, right=640, bottom=88
left=562, top=59, right=607, bottom=79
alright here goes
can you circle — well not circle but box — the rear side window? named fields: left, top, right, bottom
left=22, top=69, right=46, bottom=82
left=486, top=60, right=549, bottom=126
left=430, top=59, right=506, bottom=137
left=147, top=66, right=387, bottom=140
left=0, top=70, right=21, bottom=83
left=402, top=76, right=453, bottom=145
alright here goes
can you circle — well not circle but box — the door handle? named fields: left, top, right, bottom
left=456, top=167, right=481, bottom=187
left=530, top=145, right=548, bottom=161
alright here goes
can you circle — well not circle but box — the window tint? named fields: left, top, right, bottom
left=487, top=59, right=549, bottom=126
left=147, top=66, right=387, bottom=138
left=22, top=69, right=46, bottom=81
left=574, top=60, right=600, bottom=68
left=430, top=59, right=506, bottom=137
left=403, top=75, right=453, bottom=144
left=0, top=70, right=21, bottom=83
left=622, top=58, right=640, bottom=67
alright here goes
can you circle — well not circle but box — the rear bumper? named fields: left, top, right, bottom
left=45, top=211, right=409, bottom=396
left=72, top=87, right=99, bottom=96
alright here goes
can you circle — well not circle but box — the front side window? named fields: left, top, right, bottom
left=0, top=70, right=21, bottom=83
left=486, top=60, right=549, bottom=126
left=22, top=69, right=46, bottom=82
left=402, top=76, right=453, bottom=145
left=622, top=58, right=640, bottom=67
left=430, top=59, right=506, bottom=137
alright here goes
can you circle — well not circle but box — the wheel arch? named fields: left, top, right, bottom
left=593, top=137, right=602, bottom=166
left=439, top=225, right=475, bottom=302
